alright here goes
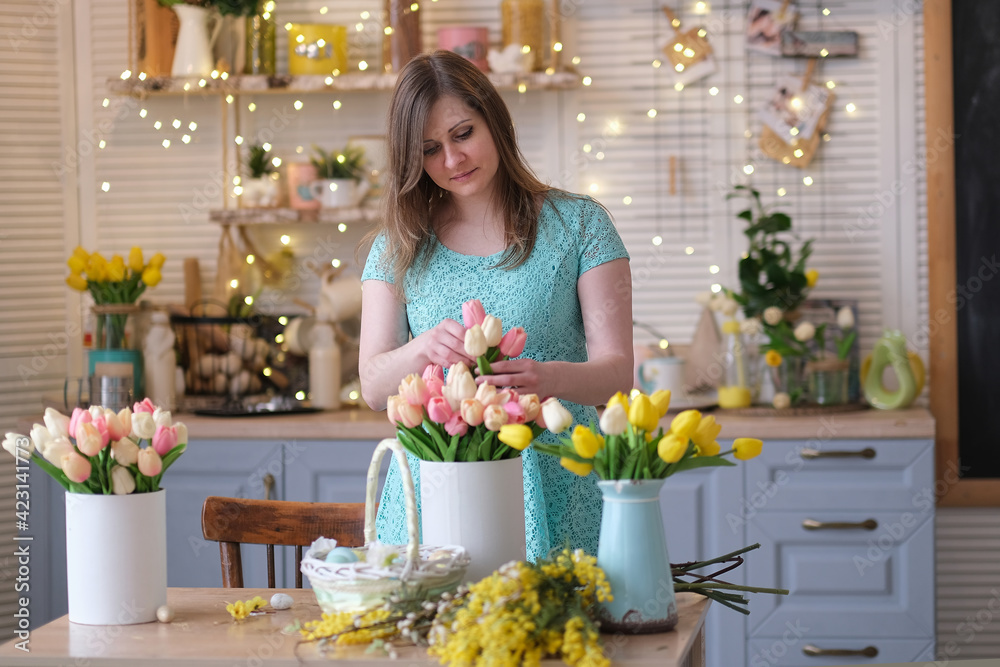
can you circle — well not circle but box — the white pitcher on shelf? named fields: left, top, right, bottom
left=171, top=4, right=222, bottom=78
left=308, top=178, right=370, bottom=209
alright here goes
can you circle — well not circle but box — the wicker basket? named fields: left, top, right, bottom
left=300, top=439, right=470, bottom=615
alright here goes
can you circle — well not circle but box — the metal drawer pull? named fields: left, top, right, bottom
left=803, top=644, right=878, bottom=658
left=802, top=518, right=878, bottom=530
left=801, top=447, right=876, bottom=459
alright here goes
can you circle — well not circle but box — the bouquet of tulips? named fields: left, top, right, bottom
left=3, top=398, right=187, bottom=494
left=387, top=299, right=569, bottom=462
left=532, top=389, right=763, bottom=480
left=65, top=245, right=165, bottom=304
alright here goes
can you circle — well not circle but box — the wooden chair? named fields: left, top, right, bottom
left=201, top=496, right=367, bottom=588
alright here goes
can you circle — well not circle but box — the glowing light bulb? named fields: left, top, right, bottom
left=674, top=82, right=684, bottom=91
left=244, top=296, right=254, bottom=305
left=235, top=135, right=244, bottom=145
left=823, top=7, right=830, bottom=15
left=102, top=98, right=109, bottom=108
left=652, top=235, right=662, bottom=246
left=803, top=176, right=814, bottom=186
left=820, top=48, right=829, bottom=57
left=359, top=60, right=369, bottom=70
left=521, top=45, right=531, bottom=54
left=789, top=127, right=799, bottom=136
left=683, top=48, right=695, bottom=58
left=583, top=144, right=592, bottom=153
left=846, top=103, right=857, bottom=113
left=189, top=121, right=197, bottom=131
left=711, top=283, right=721, bottom=293
left=623, top=196, right=632, bottom=205
left=98, top=140, right=106, bottom=149
left=294, top=100, right=303, bottom=110
left=554, top=42, right=563, bottom=51
left=577, top=113, right=586, bottom=122
left=139, top=109, right=147, bottom=118
left=743, top=165, right=754, bottom=175
left=518, top=83, right=527, bottom=93
left=272, top=157, right=282, bottom=167
left=182, top=134, right=191, bottom=144
left=658, top=339, right=669, bottom=349
left=652, top=59, right=662, bottom=68
left=263, top=367, right=272, bottom=377
left=648, top=109, right=658, bottom=118
left=777, top=188, right=787, bottom=197
left=582, top=76, right=592, bottom=86
left=248, top=102, right=257, bottom=112
left=589, top=183, right=599, bottom=193
left=247, top=254, right=255, bottom=264
left=709, top=87, right=719, bottom=96
left=675, top=63, right=685, bottom=72
left=338, top=223, right=347, bottom=232
left=101, top=182, right=110, bottom=192
left=674, top=43, right=683, bottom=52
left=826, top=80, right=836, bottom=89
left=709, top=265, right=720, bottom=274
left=793, top=149, right=804, bottom=158
left=333, top=100, right=342, bottom=109
left=685, top=247, right=694, bottom=255
left=572, top=56, right=581, bottom=65
left=172, top=119, right=181, bottom=129
left=734, top=94, right=743, bottom=104
left=230, top=279, right=239, bottom=288
left=280, top=234, right=291, bottom=245
left=162, top=139, right=170, bottom=148
left=595, top=152, right=605, bottom=160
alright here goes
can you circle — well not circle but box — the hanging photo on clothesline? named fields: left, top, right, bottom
left=660, top=7, right=717, bottom=86
left=746, top=0, right=798, bottom=57
left=757, top=75, right=831, bottom=143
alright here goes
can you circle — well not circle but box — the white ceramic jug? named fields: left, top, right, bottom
left=308, top=178, right=370, bottom=208
left=171, top=5, right=221, bottom=78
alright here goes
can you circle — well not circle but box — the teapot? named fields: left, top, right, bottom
left=861, top=330, right=923, bottom=410
left=308, top=178, right=370, bottom=209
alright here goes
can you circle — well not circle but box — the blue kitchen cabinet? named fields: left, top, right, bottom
left=743, top=438, right=935, bottom=666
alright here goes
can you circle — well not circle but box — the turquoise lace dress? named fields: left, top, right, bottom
left=360, top=194, right=630, bottom=561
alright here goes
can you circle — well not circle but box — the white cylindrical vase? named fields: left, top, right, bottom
left=65, top=490, right=167, bottom=625
left=420, top=458, right=526, bottom=583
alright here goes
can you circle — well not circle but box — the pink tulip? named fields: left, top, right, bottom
left=444, top=413, right=469, bottom=437
left=474, top=382, right=496, bottom=406
left=426, top=396, right=453, bottom=424
left=422, top=364, right=444, bottom=384
left=504, top=400, right=526, bottom=424
left=425, top=376, right=443, bottom=398
left=499, top=327, right=527, bottom=358
left=137, top=447, right=162, bottom=477
left=117, top=407, right=132, bottom=439
left=519, top=394, right=541, bottom=422
left=152, top=425, right=178, bottom=456
left=387, top=395, right=404, bottom=425
left=89, top=415, right=111, bottom=449
left=483, top=404, right=508, bottom=431
left=461, top=299, right=486, bottom=329
left=397, top=374, right=429, bottom=406
left=75, top=423, right=105, bottom=457
left=104, top=410, right=128, bottom=441
left=494, top=389, right=513, bottom=407
left=68, top=408, right=91, bottom=438
left=61, top=451, right=92, bottom=484
left=133, top=398, right=156, bottom=414
left=460, top=399, right=485, bottom=426
left=397, top=401, right=424, bottom=429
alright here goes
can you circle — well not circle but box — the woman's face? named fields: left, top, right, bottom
left=421, top=95, right=500, bottom=202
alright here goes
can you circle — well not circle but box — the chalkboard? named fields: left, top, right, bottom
left=953, top=3, right=1000, bottom=478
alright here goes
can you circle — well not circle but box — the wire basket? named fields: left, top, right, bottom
left=300, top=439, right=470, bottom=615
left=170, top=307, right=284, bottom=404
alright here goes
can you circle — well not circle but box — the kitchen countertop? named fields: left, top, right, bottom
left=17, top=405, right=934, bottom=442
left=170, top=405, right=935, bottom=441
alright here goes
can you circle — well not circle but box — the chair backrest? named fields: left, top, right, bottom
left=201, top=496, right=366, bottom=588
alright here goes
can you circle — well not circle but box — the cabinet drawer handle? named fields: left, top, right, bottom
left=801, top=447, right=876, bottom=459
left=803, top=518, right=878, bottom=530
left=263, top=473, right=275, bottom=501
left=803, top=644, right=878, bottom=658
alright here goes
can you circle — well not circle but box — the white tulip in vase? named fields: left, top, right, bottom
left=3, top=398, right=188, bottom=625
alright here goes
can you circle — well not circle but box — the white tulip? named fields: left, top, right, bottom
left=740, top=318, right=763, bottom=337
left=39, top=436, right=75, bottom=466
left=2, top=433, right=32, bottom=458
left=599, top=403, right=628, bottom=436
left=43, top=408, right=70, bottom=439
left=540, top=398, right=573, bottom=435
left=443, top=364, right=477, bottom=410
left=111, top=438, right=140, bottom=466
left=763, top=307, right=784, bottom=326
left=153, top=408, right=172, bottom=429
left=464, top=325, right=488, bottom=358
left=132, top=411, right=156, bottom=440
left=174, top=421, right=188, bottom=446
left=110, top=465, right=136, bottom=495
left=836, top=306, right=855, bottom=330
left=694, top=291, right=713, bottom=306
left=88, top=405, right=104, bottom=419
left=708, top=294, right=727, bottom=312
left=481, top=315, right=502, bottom=347
left=793, top=322, right=816, bottom=342
left=721, top=298, right=740, bottom=317
left=29, top=423, right=52, bottom=452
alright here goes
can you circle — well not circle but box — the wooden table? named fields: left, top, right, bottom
left=0, top=589, right=709, bottom=666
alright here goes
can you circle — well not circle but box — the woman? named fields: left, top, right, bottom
left=359, top=50, right=633, bottom=559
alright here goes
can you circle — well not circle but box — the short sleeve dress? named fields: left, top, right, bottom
left=360, top=193, right=630, bottom=560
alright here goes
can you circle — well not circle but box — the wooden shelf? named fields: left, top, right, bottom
left=208, top=206, right=380, bottom=225
left=108, top=70, right=582, bottom=97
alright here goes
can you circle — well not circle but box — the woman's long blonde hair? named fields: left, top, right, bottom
left=365, top=50, right=556, bottom=299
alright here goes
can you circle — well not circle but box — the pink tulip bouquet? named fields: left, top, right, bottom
left=387, top=299, right=566, bottom=462
left=3, top=398, right=188, bottom=494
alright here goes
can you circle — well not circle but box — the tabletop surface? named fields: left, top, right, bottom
left=0, top=589, right=710, bottom=667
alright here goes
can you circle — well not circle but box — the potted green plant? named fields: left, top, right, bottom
left=241, top=144, right=280, bottom=207
left=308, top=145, right=369, bottom=208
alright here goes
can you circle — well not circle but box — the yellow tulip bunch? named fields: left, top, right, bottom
left=532, top=390, right=763, bottom=481
left=65, top=246, right=165, bottom=304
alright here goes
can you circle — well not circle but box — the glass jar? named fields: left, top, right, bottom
left=93, top=304, right=138, bottom=350
left=501, top=0, right=545, bottom=71
left=245, top=0, right=276, bottom=75
left=807, top=359, right=850, bottom=405
left=769, top=355, right=806, bottom=405
left=717, top=320, right=752, bottom=409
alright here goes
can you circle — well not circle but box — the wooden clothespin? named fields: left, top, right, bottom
left=800, top=57, right=817, bottom=92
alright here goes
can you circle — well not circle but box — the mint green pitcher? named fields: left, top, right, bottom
left=595, top=479, right=678, bottom=633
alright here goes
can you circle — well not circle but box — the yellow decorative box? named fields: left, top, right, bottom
left=287, top=24, right=347, bottom=76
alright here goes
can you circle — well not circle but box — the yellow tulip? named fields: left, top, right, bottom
left=86, top=262, right=106, bottom=282
left=86, top=253, right=107, bottom=275
left=67, top=256, right=85, bottom=273
left=649, top=389, right=671, bottom=417
left=128, top=246, right=144, bottom=273
left=669, top=410, right=702, bottom=441
left=806, top=269, right=819, bottom=287
left=560, top=457, right=593, bottom=477
left=691, top=415, right=722, bottom=450
left=733, top=437, right=763, bottom=460
left=765, top=350, right=783, bottom=367
left=148, top=252, right=166, bottom=270
left=65, top=275, right=88, bottom=291
left=657, top=433, right=687, bottom=464
left=696, top=440, right=720, bottom=456
left=605, top=391, right=629, bottom=413
left=106, top=262, right=125, bottom=282
left=627, top=394, right=659, bottom=433
left=72, top=246, right=90, bottom=262
left=570, top=425, right=602, bottom=458
left=141, top=266, right=162, bottom=287
left=498, top=424, right=533, bottom=451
